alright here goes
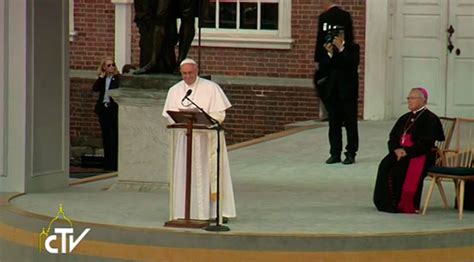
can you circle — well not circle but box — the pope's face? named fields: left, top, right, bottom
left=180, top=64, right=198, bottom=85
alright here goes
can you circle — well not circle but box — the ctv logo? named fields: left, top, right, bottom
left=38, top=204, right=91, bottom=254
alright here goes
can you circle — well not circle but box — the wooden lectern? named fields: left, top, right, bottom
left=164, top=110, right=214, bottom=228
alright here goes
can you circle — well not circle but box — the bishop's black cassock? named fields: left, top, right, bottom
left=373, top=109, right=445, bottom=213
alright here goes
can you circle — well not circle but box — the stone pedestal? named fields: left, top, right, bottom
left=107, top=74, right=181, bottom=191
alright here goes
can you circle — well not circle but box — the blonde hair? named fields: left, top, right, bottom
left=96, top=57, right=120, bottom=76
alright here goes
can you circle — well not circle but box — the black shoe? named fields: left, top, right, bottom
left=325, top=156, right=341, bottom=164
left=342, top=156, right=355, bottom=165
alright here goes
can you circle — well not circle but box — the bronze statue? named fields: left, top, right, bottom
left=134, top=0, right=208, bottom=74
left=175, top=0, right=198, bottom=68
left=134, top=0, right=177, bottom=74
left=133, top=0, right=155, bottom=68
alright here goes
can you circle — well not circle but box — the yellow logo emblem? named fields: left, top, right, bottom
left=38, top=203, right=90, bottom=254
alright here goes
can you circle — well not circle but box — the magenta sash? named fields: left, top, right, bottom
left=397, top=133, right=426, bottom=213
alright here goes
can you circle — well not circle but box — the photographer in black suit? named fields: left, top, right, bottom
left=314, top=3, right=359, bottom=165
left=314, top=1, right=354, bottom=101
left=314, top=1, right=354, bottom=65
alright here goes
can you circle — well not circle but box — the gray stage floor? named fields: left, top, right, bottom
left=10, top=120, right=474, bottom=234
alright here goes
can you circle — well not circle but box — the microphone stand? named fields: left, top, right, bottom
left=182, top=96, right=230, bottom=232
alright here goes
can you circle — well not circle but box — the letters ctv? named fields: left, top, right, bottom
left=38, top=204, right=91, bottom=254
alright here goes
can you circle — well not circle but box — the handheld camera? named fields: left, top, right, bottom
left=324, top=25, right=344, bottom=45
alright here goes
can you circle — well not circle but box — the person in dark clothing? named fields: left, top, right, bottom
left=92, top=57, right=120, bottom=171
left=314, top=1, right=358, bottom=164
left=314, top=1, right=354, bottom=65
left=373, top=87, right=445, bottom=213
left=315, top=24, right=360, bottom=165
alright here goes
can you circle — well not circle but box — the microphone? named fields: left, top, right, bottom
left=182, top=89, right=192, bottom=102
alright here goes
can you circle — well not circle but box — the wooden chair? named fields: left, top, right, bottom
left=422, top=117, right=457, bottom=209
left=422, top=118, right=474, bottom=220
left=434, top=117, right=457, bottom=166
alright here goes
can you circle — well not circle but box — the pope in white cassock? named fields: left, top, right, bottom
left=162, top=58, right=237, bottom=221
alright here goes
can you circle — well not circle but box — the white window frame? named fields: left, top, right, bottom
left=193, top=0, right=293, bottom=50
left=69, top=0, right=77, bottom=41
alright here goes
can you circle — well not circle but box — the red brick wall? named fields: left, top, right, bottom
left=70, top=78, right=102, bottom=147
left=69, top=77, right=320, bottom=146
left=70, top=0, right=116, bottom=69
left=186, top=1, right=365, bottom=78
left=69, top=0, right=366, bottom=147
left=223, top=84, right=319, bottom=144
left=71, top=0, right=365, bottom=79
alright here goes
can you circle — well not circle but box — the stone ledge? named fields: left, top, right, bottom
left=70, top=70, right=314, bottom=89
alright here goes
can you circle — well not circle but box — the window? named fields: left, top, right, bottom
left=202, top=0, right=278, bottom=30
left=194, top=0, right=292, bottom=49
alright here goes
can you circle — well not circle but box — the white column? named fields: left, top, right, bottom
left=363, top=0, right=391, bottom=120
left=0, top=0, right=28, bottom=190
left=0, top=0, right=69, bottom=192
left=111, top=0, right=133, bottom=72
left=0, top=0, right=5, bottom=176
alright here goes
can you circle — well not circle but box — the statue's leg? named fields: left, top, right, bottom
left=176, top=0, right=196, bottom=66
left=162, top=20, right=178, bottom=73
left=137, top=22, right=154, bottom=68
left=134, top=0, right=173, bottom=74
left=134, top=0, right=156, bottom=67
